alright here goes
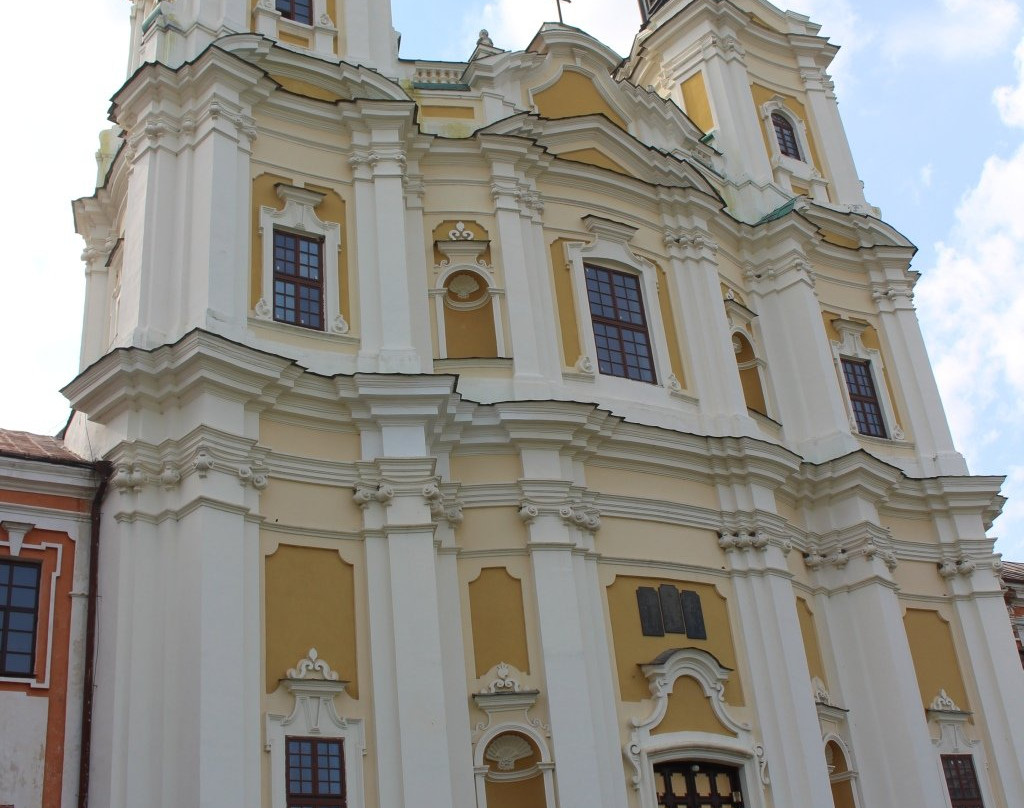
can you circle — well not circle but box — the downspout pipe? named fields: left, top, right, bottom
left=77, top=460, right=112, bottom=808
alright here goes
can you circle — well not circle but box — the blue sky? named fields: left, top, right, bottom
left=4, top=0, right=1024, bottom=558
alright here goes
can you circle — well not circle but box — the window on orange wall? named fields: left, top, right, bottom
left=841, top=357, right=888, bottom=438
left=941, top=755, right=985, bottom=808
left=585, top=265, right=657, bottom=384
left=287, top=737, right=346, bottom=808
left=0, top=559, right=41, bottom=677
left=276, top=0, right=313, bottom=25
left=274, top=230, right=325, bottom=330
left=771, top=112, right=802, bottom=160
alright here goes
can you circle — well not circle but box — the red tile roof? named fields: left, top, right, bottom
left=1003, top=560, right=1024, bottom=583
left=0, top=428, right=87, bottom=465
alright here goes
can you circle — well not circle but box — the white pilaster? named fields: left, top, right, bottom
left=814, top=551, right=951, bottom=807
left=518, top=470, right=614, bottom=808
left=747, top=254, right=857, bottom=461
left=719, top=535, right=835, bottom=808
left=662, top=224, right=752, bottom=435
left=870, top=266, right=967, bottom=475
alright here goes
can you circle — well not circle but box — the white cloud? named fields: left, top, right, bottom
left=995, top=37, right=1024, bottom=125
left=920, top=163, right=934, bottom=187
left=882, top=0, right=1021, bottom=61
left=458, top=0, right=640, bottom=60
left=916, top=143, right=1024, bottom=559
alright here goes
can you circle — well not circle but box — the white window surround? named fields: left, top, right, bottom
left=0, top=519, right=77, bottom=689
left=625, top=648, right=769, bottom=808
left=828, top=317, right=906, bottom=442
left=822, top=733, right=864, bottom=808
left=927, top=691, right=997, bottom=808
left=265, top=649, right=365, bottom=808
left=472, top=723, right=557, bottom=808
left=255, top=184, right=348, bottom=335
left=759, top=97, right=828, bottom=203
left=252, top=0, right=338, bottom=57
left=564, top=215, right=684, bottom=398
left=430, top=235, right=507, bottom=359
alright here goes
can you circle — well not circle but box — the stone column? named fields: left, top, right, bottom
left=943, top=561, right=1024, bottom=805
left=345, top=103, right=421, bottom=373
left=796, top=63, right=867, bottom=208
left=871, top=268, right=967, bottom=476
left=514, top=439, right=621, bottom=808
left=718, top=530, right=836, bottom=807
left=662, top=224, right=752, bottom=435
left=811, top=540, right=951, bottom=807
left=747, top=254, right=858, bottom=461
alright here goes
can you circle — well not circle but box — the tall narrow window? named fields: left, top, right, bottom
left=274, top=230, right=324, bottom=330
left=841, top=358, right=887, bottom=438
left=287, top=738, right=346, bottom=808
left=276, top=0, right=313, bottom=25
left=653, top=761, right=744, bottom=808
left=941, top=755, right=985, bottom=808
left=0, top=560, right=40, bottom=677
left=771, top=112, right=802, bottom=160
left=585, top=266, right=657, bottom=384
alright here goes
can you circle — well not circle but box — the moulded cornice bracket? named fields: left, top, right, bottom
left=1, top=521, right=34, bottom=557
left=275, top=183, right=325, bottom=209
left=582, top=214, right=638, bottom=244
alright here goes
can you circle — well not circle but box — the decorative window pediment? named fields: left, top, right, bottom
left=256, top=184, right=349, bottom=337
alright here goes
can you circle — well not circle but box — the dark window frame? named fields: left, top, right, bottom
left=584, top=265, right=658, bottom=385
left=653, top=760, right=744, bottom=808
left=0, top=559, right=41, bottom=678
left=771, top=112, right=802, bottom=161
left=941, top=754, right=985, bottom=808
left=286, top=736, right=346, bottom=808
left=841, top=357, right=888, bottom=438
left=273, top=229, right=325, bottom=331
left=276, top=0, right=314, bottom=25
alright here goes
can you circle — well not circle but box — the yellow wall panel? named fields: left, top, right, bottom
left=265, top=544, right=359, bottom=696
left=681, top=72, right=714, bottom=132
left=796, top=597, right=826, bottom=685
left=260, top=417, right=360, bottom=462
left=469, top=567, right=531, bottom=676
left=903, top=608, right=969, bottom=713
left=549, top=238, right=581, bottom=367
left=261, top=480, right=364, bottom=532
left=606, top=576, right=742, bottom=704
left=557, top=148, right=629, bottom=175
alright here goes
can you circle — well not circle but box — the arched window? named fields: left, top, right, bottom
left=771, top=113, right=801, bottom=160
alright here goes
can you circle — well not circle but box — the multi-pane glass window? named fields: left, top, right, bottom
left=941, top=755, right=985, bottom=808
left=841, top=358, right=888, bottom=438
left=654, top=761, right=744, bottom=808
left=287, top=738, right=345, bottom=808
left=276, top=0, right=313, bottom=24
left=274, top=230, right=324, bottom=330
left=585, top=266, right=657, bottom=384
left=771, top=112, right=801, bottom=160
left=0, top=560, right=40, bottom=677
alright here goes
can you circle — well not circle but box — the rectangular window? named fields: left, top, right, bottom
left=841, top=357, right=887, bottom=438
left=287, top=737, right=346, bottom=808
left=276, top=0, right=314, bottom=25
left=585, top=266, right=657, bottom=384
left=0, top=560, right=40, bottom=677
left=941, top=755, right=985, bottom=808
left=274, top=230, right=324, bottom=330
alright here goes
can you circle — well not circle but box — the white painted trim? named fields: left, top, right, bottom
left=432, top=263, right=507, bottom=360
left=565, top=220, right=677, bottom=396
left=265, top=687, right=366, bottom=808
left=256, top=184, right=346, bottom=335
left=828, top=317, right=904, bottom=441
left=472, top=723, right=557, bottom=808
left=0, top=539, right=63, bottom=689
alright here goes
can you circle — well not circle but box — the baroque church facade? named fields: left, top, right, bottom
left=46, top=0, right=1024, bottom=806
